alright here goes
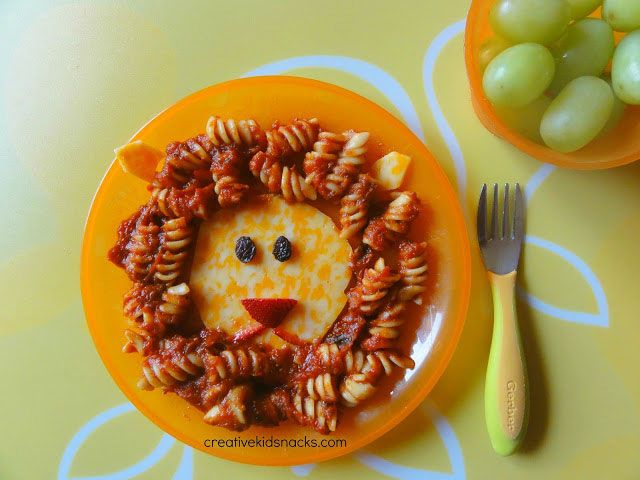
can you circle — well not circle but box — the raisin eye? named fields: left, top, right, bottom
left=235, top=236, right=256, bottom=263
left=272, top=236, right=292, bottom=262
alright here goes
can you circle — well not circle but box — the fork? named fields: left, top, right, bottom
left=477, top=183, right=528, bottom=456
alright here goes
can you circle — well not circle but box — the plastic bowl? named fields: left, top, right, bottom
left=80, top=76, right=471, bottom=466
left=465, top=0, right=640, bottom=170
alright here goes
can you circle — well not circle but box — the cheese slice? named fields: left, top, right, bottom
left=115, top=140, right=164, bottom=182
left=190, top=195, right=352, bottom=347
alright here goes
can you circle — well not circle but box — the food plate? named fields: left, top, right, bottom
left=80, top=76, right=471, bottom=465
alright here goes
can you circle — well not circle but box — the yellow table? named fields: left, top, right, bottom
left=2, top=0, right=639, bottom=478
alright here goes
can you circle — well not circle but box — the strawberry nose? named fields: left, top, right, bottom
left=240, top=298, right=297, bottom=328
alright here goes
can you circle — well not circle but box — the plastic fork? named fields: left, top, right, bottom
left=477, top=183, right=528, bottom=456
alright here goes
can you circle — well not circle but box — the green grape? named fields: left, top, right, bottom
left=495, top=95, right=552, bottom=143
left=599, top=77, right=626, bottom=135
left=566, top=0, right=602, bottom=19
left=540, top=76, right=614, bottom=152
left=490, top=0, right=570, bottom=45
left=549, top=19, right=614, bottom=94
left=479, top=36, right=512, bottom=71
left=612, top=30, right=640, bottom=104
left=483, top=43, right=555, bottom=108
left=603, top=0, right=640, bottom=32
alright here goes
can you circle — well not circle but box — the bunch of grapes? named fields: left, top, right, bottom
left=480, top=0, right=640, bottom=153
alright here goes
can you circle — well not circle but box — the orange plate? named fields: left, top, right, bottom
left=80, top=76, right=471, bottom=466
left=465, top=0, right=640, bottom=170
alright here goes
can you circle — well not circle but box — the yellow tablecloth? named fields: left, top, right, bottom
left=2, top=0, right=639, bottom=478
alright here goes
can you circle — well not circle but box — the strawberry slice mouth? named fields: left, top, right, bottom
left=240, top=298, right=297, bottom=328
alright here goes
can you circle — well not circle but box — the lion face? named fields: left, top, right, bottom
left=191, top=195, right=352, bottom=347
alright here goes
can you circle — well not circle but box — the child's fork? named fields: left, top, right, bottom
left=477, top=183, right=528, bottom=456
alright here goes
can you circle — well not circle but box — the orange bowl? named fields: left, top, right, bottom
left=465, top=0, right=640, bottom=170
left=80, top=76, right=471, bottom=466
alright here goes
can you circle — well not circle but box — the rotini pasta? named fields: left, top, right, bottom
left=154, top=218, right=193, bottom=284
left=206, top=116, right=265, bottom=146
left=265, top=118, right=319, bottom=158
left=339, top=351, right=415, bottom=407
left=348, top=257, right=400, bottom=316
left=250, top=152, right=316, bottom=202
left=210, top=146, right=250, bottom=207
left=324, top=132, right=370, bottom=198
left=110, top=114, right=429, bottom=435
left=361, top=300, right=405, bottom=351
left=204, top=384, right=253, bottom=430
left=158, top=135, right=213, bottom=187
left=151, top=184, right=215, bottom=220
left=339, top=174, right=376, bottom=239
left=203, top=347, right=271, bottom=383
left=299, top=373, right=338, bottom=402
left=363, top=191, right=421, bottom=250
left=138, top=338, right=204, bottom=390
left=292, top=392, right=338, bottom=434
left=398, top=241, right=428, bottom=303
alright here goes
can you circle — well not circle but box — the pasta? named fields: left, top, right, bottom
left=398, top=241, right=428, bottom=303
left=361, top=300, right=406, bottom=351
left=265, top=118, right=319, bottom=158
left=299, top=373, right=338, bottom=402
left=339, top=351, right=415, bottom=407
left=249, top=152, right=316, bottom=202
left=204, top=384, right=253, bottom=429
left=206, top=116, right=265, bottom=146
left=348, top=257, right=400, bottom=316
left=154, top=218, right=193, bottom=284
left=158, top=135, right=213, bottom=187
left=151, top=185, right=215, bottom=220
left=339, top=174, right=376, bottom=239
left=138, top=336, right=204, bottom=390
left=324, top=132, right=370, bottom=198
left=109, top=114, right=429, bottom=434
left=292, top=392, right=338, bottom=434
left=210, top=146, right=250, bottom=207
left=363, top=191, right=420, bottom=250
left=203, top=347, right=271, bottom=383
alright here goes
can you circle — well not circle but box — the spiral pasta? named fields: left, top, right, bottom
left=339, top=350, right=415, bottom=407
left=210, top=146, right=250, bottom=207
left=138, top=348, right=203, bottom=390
left=204, top=384, right=253, bottom=429
left=292, top=392, right=338, bottom=433
left=339, top=174, right=376, bottom=239
left=398, top=241, right=428, bottom=303
left=203, top=347, right=270, bottom=383
left=154, top=218, right=193, bottom=284
left=125, top=221, right=161, bottom=283
left=249, top=152, right=316, bottom=202
left=265, top=118, right=320, bottom=158
left=303, top=132, right=346, bottom=197
left=361, top=301, right=406, bottom=351
left=206, top=116, right=265, bottom=146
left=299, top=373, right=338, bottom=402
left=363, top=191, right=421, bottom=250
left=151, top=185, right=215, bottom=220
left=122, top=328, right=151, bottom=354
left=348, top=257, right=400, bottom=316
left=161, top=135, right=213, bottom=186
left=324, top=132, right=370, bottom=198
left=156, top=282, right=191, bottom=323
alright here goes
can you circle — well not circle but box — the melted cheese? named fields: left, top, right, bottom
left=190, top=195, right=352, bottom=346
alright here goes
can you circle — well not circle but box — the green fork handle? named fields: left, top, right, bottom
left=485, top=270, right=529, bottom=456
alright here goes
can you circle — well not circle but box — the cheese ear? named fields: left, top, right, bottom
left=371, top=152, right=411, bottom=190
left=115, top=140, right=164, bottom=182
